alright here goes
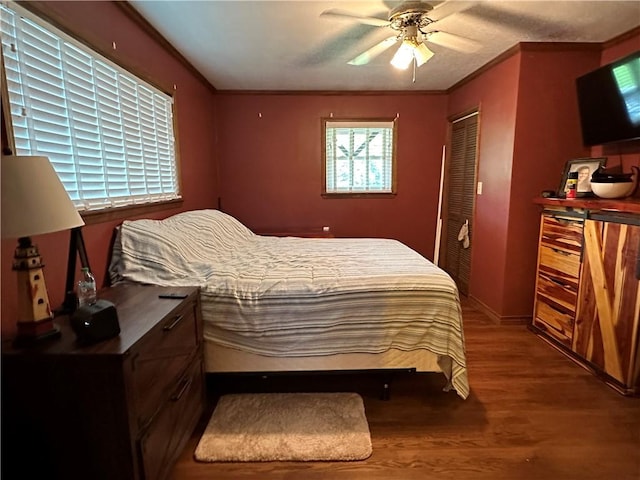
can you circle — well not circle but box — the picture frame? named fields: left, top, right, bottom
left=557, top=157, right=607, bottom=198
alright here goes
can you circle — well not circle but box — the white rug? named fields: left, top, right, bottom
left=194, top=392, right=372, bottom=462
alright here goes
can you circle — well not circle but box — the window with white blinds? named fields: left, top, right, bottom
left=323, top=119, right=396, bottom=194
left=0, top=2, right=180, bottom=212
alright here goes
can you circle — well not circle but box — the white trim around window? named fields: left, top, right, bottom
left=323, top=118, right=397, bottom=196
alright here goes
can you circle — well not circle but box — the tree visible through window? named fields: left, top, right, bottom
left=323, top=119, right=396, bottom=195
left=0, top=2, right=180, bottom=212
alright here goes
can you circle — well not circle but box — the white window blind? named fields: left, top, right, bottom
left=0, top=2, right=180, bottom=211
left=325, top=120, right=395, bottom=194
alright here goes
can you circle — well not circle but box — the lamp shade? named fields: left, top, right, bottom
left=414, top=43, right=434, bottom=67
left=2, top=155, right=84, bottom=239
left=390, top=42, right=415, bottom=70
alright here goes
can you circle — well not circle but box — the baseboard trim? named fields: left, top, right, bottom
left=467, top=295, right=531, bottom=325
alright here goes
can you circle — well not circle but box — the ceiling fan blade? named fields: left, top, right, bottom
left=425, top=30, right=481, bottom=53
left=428, top=0, right=474, bottom=22
left=382, top=1, right=403, bottom=10
left=462, top=3, right=569, bottom=37
left=298, top=24, right=380, bottom=67
left=320, top=9, right=390, bottom=27
left=348, top=36, right=398, bottom=66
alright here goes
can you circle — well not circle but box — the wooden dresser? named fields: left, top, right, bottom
left=2, top=284, right=205, bottom=480
left=531, top=198, right=640, bottom=395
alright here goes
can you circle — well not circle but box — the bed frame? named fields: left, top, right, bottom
left=204, top=343, right=443, bottom=399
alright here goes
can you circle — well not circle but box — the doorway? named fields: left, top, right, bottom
left=439, top=110, right=479, bottom=296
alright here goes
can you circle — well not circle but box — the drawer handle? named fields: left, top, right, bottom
left=163, top=314, right=184, bottom=332
left=538, top=297, right=572, bottom=322
left=536, top=318, right=564, bottom=335
left=555, top=218, right=571, bottom=226
left=548, top=277, right=571, bottom=290
left=171, top=377, right=192, bottom=402
left=551, top=247, right=571, bottom=256
left=551, top=216, right=581, bottom=227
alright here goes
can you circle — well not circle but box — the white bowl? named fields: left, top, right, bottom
left=591, top=181, right=635, bottom=199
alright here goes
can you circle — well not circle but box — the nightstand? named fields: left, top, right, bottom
left=2, top=284, right=206, bottom=480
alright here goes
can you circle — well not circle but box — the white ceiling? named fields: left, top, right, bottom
left=129, top=1, right=640, bottom=91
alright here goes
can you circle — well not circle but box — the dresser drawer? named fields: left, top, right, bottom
left=540, top=215, right=583, bottom=255
left=536, top=270, right=579, bottom=311
left=538, top=245, right=581, bottom=279
left=139, top=356, right=205, bottom=480
left=533, top=299, right=574, bottom=346
left=131, top=298, right=200, bottom=428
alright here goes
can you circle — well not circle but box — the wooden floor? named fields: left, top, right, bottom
left=170, top=301, right=640, bottom=480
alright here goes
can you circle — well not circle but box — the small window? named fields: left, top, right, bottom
left=0, top=2, right=180, bottom=212
left=323, top=118, right=397, bottom=196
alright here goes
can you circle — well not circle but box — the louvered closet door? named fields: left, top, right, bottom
left=442, top=112, right=479, bottom=296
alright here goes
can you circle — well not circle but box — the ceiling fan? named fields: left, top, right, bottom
left=320, top=1, right=481, bottom=71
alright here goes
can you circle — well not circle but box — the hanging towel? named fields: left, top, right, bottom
left=457, top=220, right=470, bottom=249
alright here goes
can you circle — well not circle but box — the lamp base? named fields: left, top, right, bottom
left=13, top=318, right=61, bottom=348
left=54, top=290, right=78, bottom=316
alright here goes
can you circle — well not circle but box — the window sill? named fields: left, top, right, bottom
left=80, top=198, right=183, bottom=225
left=321, top=192, right=397, bottom=199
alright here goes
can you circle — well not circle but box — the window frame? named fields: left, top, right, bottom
left=321, top=117, right=398, bottom=198
left=0, top=1, right=183, bottom=222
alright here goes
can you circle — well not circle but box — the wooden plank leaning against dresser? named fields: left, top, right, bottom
left=574, top=216, right=640, bottom=391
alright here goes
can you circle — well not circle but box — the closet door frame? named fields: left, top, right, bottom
left=439, top=109, right=480, bottom=296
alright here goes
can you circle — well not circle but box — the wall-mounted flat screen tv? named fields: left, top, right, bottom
left=576, top=51, right=640, bottom=146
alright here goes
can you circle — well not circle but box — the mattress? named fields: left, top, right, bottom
left=111, top=209, right=469, bottom=399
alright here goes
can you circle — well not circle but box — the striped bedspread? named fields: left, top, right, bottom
left=112, top=209, right=469, bottom=398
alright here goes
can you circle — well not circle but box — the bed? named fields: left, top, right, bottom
left=109, top=209, right=469, bottom=399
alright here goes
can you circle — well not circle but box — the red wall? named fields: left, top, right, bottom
left=1, top=1, right=219, bottom=336
left=601, top=32, right=640, bottom=67
left=447, top=54, right=521, bottom=316
left=506, top=46, right=599, bottom=317
left=216, top=93, right=449, bottom=258
left=446, top=37, right=639, bottom=320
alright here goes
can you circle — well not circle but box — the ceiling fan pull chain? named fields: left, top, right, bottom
left=412, top=57, right=417, bottom=83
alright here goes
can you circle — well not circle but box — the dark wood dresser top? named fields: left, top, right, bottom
left=533, top=196, right=640, bottom=214
left=2, top=284, right=199, bottom=356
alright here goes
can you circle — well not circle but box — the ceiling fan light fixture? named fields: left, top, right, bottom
left=414, top=42, right=434, bottom=67
left=391, top=35, right=433, bottom=70
left=390, top=41, right=415, bottom=70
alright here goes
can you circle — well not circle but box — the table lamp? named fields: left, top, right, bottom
left=2, top=155, right=85, bottom=346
